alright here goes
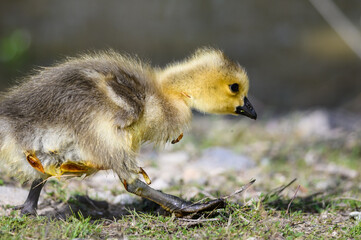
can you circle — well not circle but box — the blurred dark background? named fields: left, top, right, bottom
left=0, top=0, right=360, bottom=115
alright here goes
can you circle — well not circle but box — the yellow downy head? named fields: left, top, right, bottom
left=158, top=48, right=256, bottom=119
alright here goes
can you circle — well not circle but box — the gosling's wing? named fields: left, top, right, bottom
left=102, top=69, right=146, bottom=128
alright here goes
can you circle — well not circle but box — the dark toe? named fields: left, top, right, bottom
left=12, top=205, right=24, bottom=210
left=20, top=207, right=37, bottom=216
left=15, top=205, right=38, bottom=216
left=174, top=198, right=226, bottom=217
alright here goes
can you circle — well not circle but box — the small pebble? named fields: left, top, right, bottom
left=113, top=193, right=138, bottom=205
left=350, top=211, right=361, bottom=221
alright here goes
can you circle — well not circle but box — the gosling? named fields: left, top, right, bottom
left=0, top=48, right=257, bottom=217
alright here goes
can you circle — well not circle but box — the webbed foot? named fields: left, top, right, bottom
left=123, top=178, right=226, bottom=217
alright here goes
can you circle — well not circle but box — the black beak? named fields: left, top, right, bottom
left=235, top=97, right=257, bottom=120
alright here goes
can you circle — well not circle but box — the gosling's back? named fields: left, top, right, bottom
left=0, top=52, right=154, bottom=181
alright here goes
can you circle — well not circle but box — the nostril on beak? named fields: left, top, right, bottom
left=235, top=97, right=257, bottom=120
left=246, top=101, right=253, bottom=111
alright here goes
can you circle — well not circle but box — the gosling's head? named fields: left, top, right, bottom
left=160, top=48, right=257, bottom=120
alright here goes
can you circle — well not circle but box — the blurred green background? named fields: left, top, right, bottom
left=0, top=0, right=360, bottom=115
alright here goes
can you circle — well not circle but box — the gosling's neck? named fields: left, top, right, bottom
left=157, top=77, right=191, bottom=107
left=157, top=68, right=194, bottom=112
left=156, top=64, right=201, bottom=109
left=156, top=50, right=224, bottom=111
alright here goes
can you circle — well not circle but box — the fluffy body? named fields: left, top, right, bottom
left=0, top=48, right=250, bottom=182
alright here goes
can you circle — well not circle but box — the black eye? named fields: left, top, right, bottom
left=229, top=83, right=239, bottom=93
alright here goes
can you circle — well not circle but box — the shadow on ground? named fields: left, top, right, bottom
left=28, top=195, right=167, bottom=220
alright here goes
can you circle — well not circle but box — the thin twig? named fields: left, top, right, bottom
left=180, top=179, right=256, bottom=210
left=222, top=179, right=256, bottom=200
left=286, top=185, right=300, bottom=215
left=309, top=0, right=361, bottom=60
left=33, top=179, right=48, bottom=188
left=275, top=178, right=297, bottom=195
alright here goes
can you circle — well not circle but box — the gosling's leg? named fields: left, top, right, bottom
left=14, top=179, right=46, bottom=216
left=123, top=178, right=225, bottom=217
